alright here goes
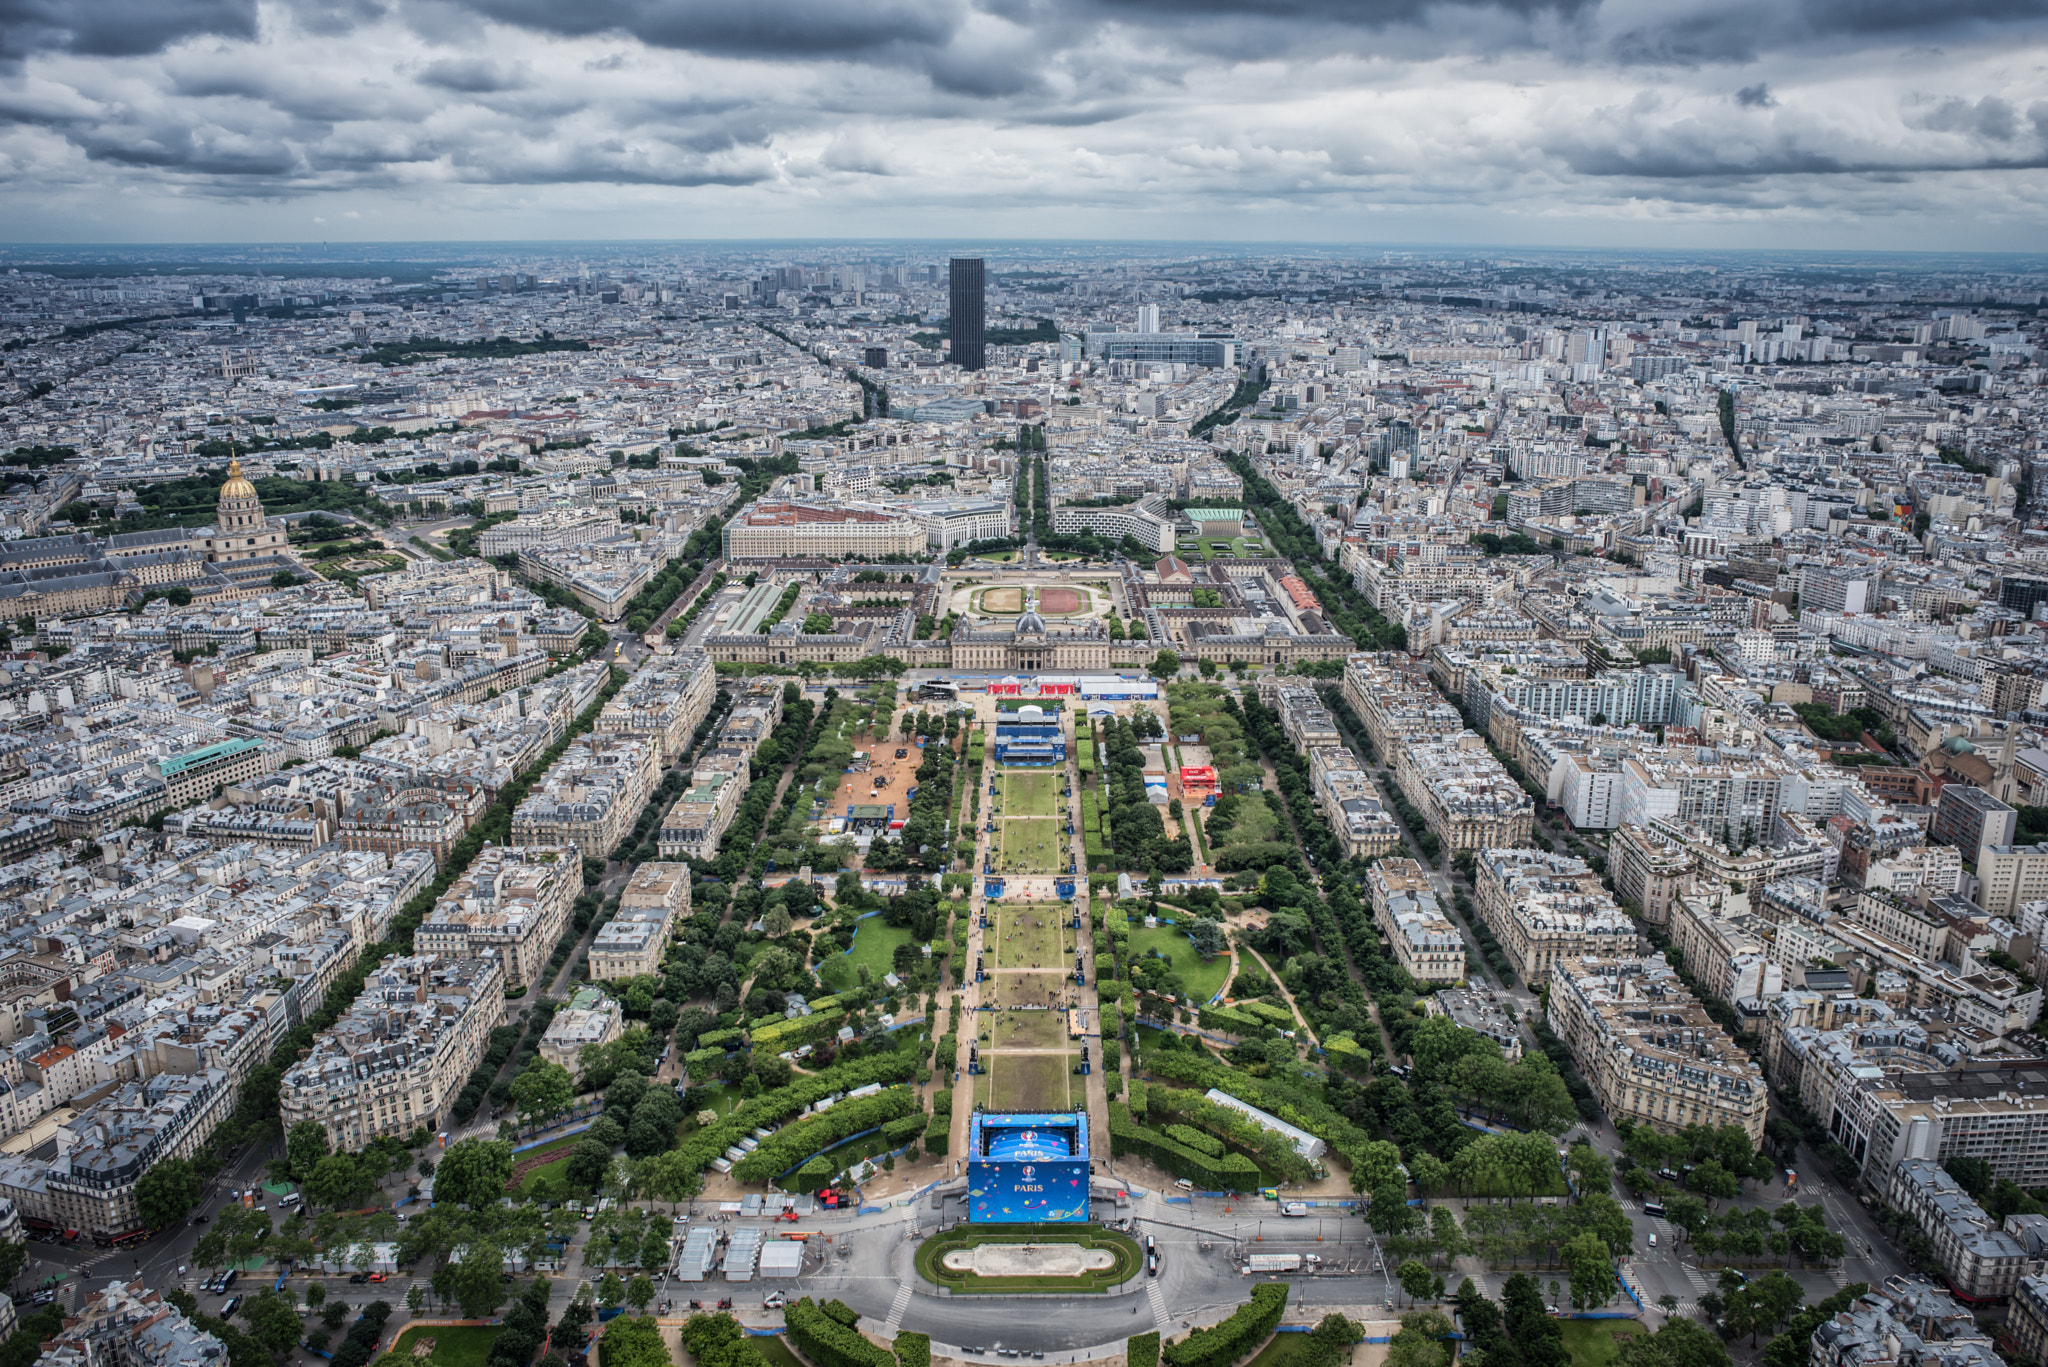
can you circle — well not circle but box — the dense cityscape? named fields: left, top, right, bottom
left=0, top=238, right=2047, bottom=1367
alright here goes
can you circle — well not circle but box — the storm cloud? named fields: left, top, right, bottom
left=0, top=0, right=2045, bottom=244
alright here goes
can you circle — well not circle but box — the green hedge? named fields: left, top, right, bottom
left=935, top=1033, right=958, bottom=1072
left=895, top=1333, right=931, bottom=1367
left=1164, top=1124, right=1225, bottom=1157
left=678, top=1052, right=918, bottom=1178
left=751, top=1008, right=847, bottom=1054
left=787, top=1298, right=894, bottom=1367
left=1107, top=1102, right=1260, bottom=1190
left=1144, top=1051, right=1402, bottom=1188
left=1161, top=1284, right=1288, bottom=1367
left=1236, top=1000, right=1295, bottom=1028
left=881, top=1112, right=926, bottom=1144
left=932, top=1088, right=953, bottom=1116
left=1197, top=1005, right=1264, bottom=1035
left=1322, top=1034, right=1372, bottom=1074
left=923, top=1112, right=951, bottom=1157
left=913, top=1225, right=1143, bottom=1293
left=794, top=1154, right=835, bottom=1194
left=699, top=1028, right=744, bottom=1050
left=1128, top=1334, right=1160, bottom=1367
left=731, top=1086, right=920, bottom=1183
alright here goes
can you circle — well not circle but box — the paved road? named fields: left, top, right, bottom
left=793, top=1191, right=1387, bottom=1353
left=31, top=1138, right=280, bottom=1309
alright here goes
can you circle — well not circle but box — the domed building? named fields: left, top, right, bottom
left=953, top=608, right=1111, bottom=671
left=204, top=460, right=288, bottom=563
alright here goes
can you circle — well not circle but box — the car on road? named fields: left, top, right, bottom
left=367, top=1273, right=386, bottom=1283
left=192, top=1216, right=208, bottom=1224
left=1648, top=1234, right=1658, bottom=1248
left=1147, top=1253, right=1159, bottom=1276
left=220, top=1297, right=240, bottom=1319
left=762, top=1293, right=785, bottom=1310
left=347, top=1274, right=368, bottom=1285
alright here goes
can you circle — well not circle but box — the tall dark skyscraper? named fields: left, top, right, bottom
left=949, top=257, right=985, bottom=371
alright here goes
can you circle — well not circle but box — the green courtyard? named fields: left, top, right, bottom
left=1127, top=923, right=1232, bottom=1003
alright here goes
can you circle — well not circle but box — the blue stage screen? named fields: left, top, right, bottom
left=968, top=1111, right=1091, bottom=1224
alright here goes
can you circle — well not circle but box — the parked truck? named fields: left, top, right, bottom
left=1244, top=1253, right=1321, bottom=1274
left=1280, top=1202, right=1311, bottom=1218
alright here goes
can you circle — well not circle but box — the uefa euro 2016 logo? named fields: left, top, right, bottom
left=1022, top=1165, right=1036, bottom=1179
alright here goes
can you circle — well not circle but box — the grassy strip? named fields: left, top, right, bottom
left=912, top=1225, right=1143, bottom=1293
left=408, top=534, right=454, bottom=562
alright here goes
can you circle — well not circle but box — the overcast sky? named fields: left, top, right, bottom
left=3, top=0, right=2047, bottom=249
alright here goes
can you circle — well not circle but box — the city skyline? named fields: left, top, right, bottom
left=1, top=0, right=2046, bottom=248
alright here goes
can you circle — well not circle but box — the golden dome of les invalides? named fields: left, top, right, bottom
left=218, top=458, right=257, bottom=502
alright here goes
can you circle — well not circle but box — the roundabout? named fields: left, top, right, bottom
left=914, top=1224, right=1144, bottom=1294
left=941, top=1242, right=1115, bottom=1276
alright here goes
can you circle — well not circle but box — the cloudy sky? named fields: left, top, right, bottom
left=2, top=0, right=2047, bottom=248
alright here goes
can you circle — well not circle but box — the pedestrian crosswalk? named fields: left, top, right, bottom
left=1145, top=1278, right=1171, bottom=1333
left=883, top=1283, right=914, bottom=1335
left=1682, top=1265, right=1715, bottom=1294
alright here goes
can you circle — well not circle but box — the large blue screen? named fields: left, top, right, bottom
left=968, top=1112, right=1091, bottom=1224
left=968, top=1157, right=1091, bottom=1223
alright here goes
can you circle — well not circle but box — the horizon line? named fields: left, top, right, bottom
left=2, top=238, right=2047, bottom=262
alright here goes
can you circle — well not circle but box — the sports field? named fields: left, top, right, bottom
left=999, top=818, right=1064, bottom=873
left=981, top=586, right=1024, bottom=613
left=974, top=1049, right=1075, bottom=1111
left=986, top=1008, right=1070, bottom=1050
left=994, top=970, right=1068, bottom=1008
left=1039, top=587, right=1082, bottom=614
left=993, top=904, right=1072, bottom=969
left=1003, top=770, right=1063, bottom=816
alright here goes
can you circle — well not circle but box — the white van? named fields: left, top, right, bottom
left=1174, top=1179, right=1194, bottom=1192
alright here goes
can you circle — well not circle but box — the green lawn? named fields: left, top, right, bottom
left=1205, top=794, right=1278, bottom=849
left=993, top=904, right=1070, bottom=968
left=755, top=1338, right=808, bottom=1367
left=1003, top=769, right=1063, bottom=817
left=819, top=918, right=918, bottom=990
left=683, top=1082, right=747, bottom=1124
left=1559, top=1319, right=1644, bottom=1367
left=1241, top=1334, right=1317, bottom=1367
left=515, top=1156, right=572, bottom=1196
left=1127, top=924, right=1232, bottom=1003
left=999, top=819, right=1064, bottom=873
left=510, top=1133, right=590, bottom=1196
left=391, top=1326, right=502, bottom=1367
